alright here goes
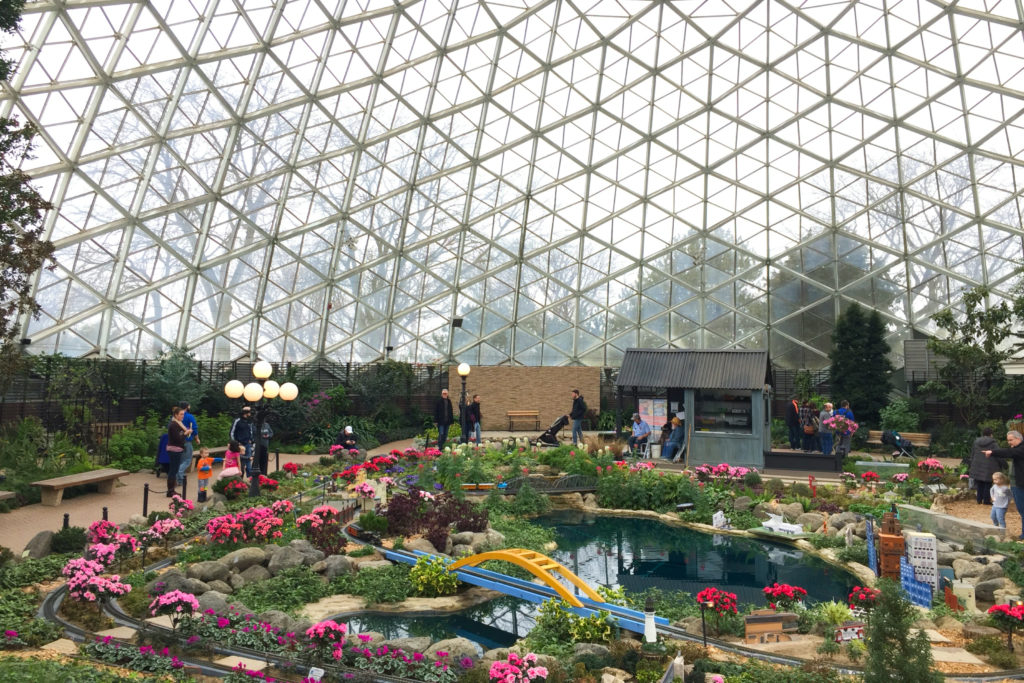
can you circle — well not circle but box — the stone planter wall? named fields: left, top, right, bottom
left=897, top=504, right=999, bottom=545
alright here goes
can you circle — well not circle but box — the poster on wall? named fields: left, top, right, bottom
left=638, top=397, right=667, bottom=427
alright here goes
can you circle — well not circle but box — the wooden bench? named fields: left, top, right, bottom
left=31, top=468, right=129, bottom=506
left=507, top=410, right=541, bottom=431
left=866, top=430, right=932, bottom=448
left=0, top=491, right=15, bottom=502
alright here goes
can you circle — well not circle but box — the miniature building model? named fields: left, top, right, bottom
left=878, top=512, right=904, bottom=581
left=904, top=531, right=939, bottom=592
left=744, top=609, right=799, bottom=644
left=834, top=621, right=866, bottom=642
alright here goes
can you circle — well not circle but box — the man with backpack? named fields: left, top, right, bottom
left=568, top=389, right=587, bottom=445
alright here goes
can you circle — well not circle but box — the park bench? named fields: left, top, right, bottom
left=507, top=410, right=541, bottom=431
left=31, top=468, right=129, bottom=506
left=0, top=491, right=15, bottom=502
left=866, top=430, right=932, bottom=449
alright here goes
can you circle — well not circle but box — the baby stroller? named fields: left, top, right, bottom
left=154, top=433, right=170, bottom=477
left=880, top=430, right=915, bottom=460
left=537, top=415, right=569, bottom=447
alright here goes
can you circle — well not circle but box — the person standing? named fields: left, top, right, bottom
left=627, top=413, right=652, bottom=454
left=466, top=394, right=482, bottom=444
left=990, top=471, right=1010, bottom=532
left=569, top=389, right=587, bottom=445
left=818, top=402, right=834, bottom=457
left=969, top=427, right=1000, bottom=505
left=799, top=400, right=817, bottom=452
left=257, top=420, right=273, bottom=477
left=166, top=406, right=190, bottom=497
left=784, top=397, right=800, bottom=449
left=984, top=431, right=1024, bottom=540
left=179, top=401, right=199, bottom=482
left=195, top=447, right=214, bottom=503
left=230, top=406, right=255, bottom=478
left=835, top=400, right=855, bottom=457
left=434, top=389, right=454, bottom=450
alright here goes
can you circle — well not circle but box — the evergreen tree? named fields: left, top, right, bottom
left=829, top=303, right=893, bottom=424
left=864, top=579, right=941, bottom=683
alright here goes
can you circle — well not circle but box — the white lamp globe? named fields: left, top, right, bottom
left=278, top=382, right=299, bottom=401
left=225, top=380, right=244, bottom=398
left=457, top=362, right=471, bottom=377
left=253, top=360, right=273, bottom=379
left=262, top=380, right=280, bottom=399
left=243, top=382, right=264, bottom=402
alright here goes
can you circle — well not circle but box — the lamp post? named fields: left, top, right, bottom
left=699, top=600, right=713, bottom=648
left=457, top=362, right=471, bottom=444
left=224, top=361, right=298, bottom=497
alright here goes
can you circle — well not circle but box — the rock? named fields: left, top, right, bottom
left=450, top=531, right=474, bottom=546
left=404, top=538, right=439, bottom=555
left=573, top=643, right=611, bottom=659
left=187, top=561, right=231, bottom=584
left=383, top=636, right=432, bottom=653
left=426, top=637, right=477, bottom=661
left=974, top=578, right=1008, bottom=602
left=952, top=559, right=984, bottom=579
left=207, top=579, right=233, bottom=595
left=675, top=617, right=703, bottom=634
left=310, top=560, right=326, bottom=574
left=830, top=512, right=857, bottom=529
left=289, top=539, right=325, bottom=565
left=355, top=559, right=394, bottom=572
left=752, top=502, right=771, bottom=520
left=583, top=493, right=599, bottom=508
left=210, top=499, right=227, bottom=511
left=795, top=512, right=824, bottom=531
left=780, top=502, right=804, bottom=523
left=443, top=535, right=454, bottom=555
left=258, top=610, right=292, bottom=634
left=733, top=496, right=753, bottom=512
left=23, top=531, right=54, bottom=559
left=229, top=573, right=246, bottom=591
left=853, top=520, right=867, bottom=538
left=600, top=667, right=631, bottom=683
left=143, top=568, right=189, bottom=595
left=227, top=600, right=252, bottom=618
left=938, top=551, right=972, bottom=566
left=219, top=547, right=267, bottom=573
left=912, top=618, right=937, bottom=630
left=452, top=544, right=474, bottom=557
left=197, top=590, right=229, bottom=615
left=979, top=563, right=1005, bottom=582
left=469, top=529, right=505, bottom=553
left=325, top=555, right=354, bottom=580
left=267, top=546, right=305, bottom=576
left=346, top=632, right=385, bottom=648
left=239, top=565, right=271, bottom=584
left=128, top=514, right=149, bottom=528
left=935, top=616, right=964, bottom=634
left=963, top=623, right=1002, bottom=640
left=182, top=578, right=211, bottom=595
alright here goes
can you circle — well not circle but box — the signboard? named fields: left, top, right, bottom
left=865, top=517, right=878, bottom=577
left=638, top=397, right=668, bottom=428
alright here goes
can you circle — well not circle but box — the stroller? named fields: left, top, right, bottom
left=537, top=415, right=569, bottom=447
left=880, top=430, right=915, bottom=460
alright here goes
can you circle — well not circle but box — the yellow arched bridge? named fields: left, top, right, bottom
left=448, top=548, right=604, bottom=608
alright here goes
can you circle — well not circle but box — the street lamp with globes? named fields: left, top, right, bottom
left=457, top=363, right=471, bottom=444
left=224, top=361, right=298, bottom=496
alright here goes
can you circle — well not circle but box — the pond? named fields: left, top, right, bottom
left=337, top=512, right=858, bottom=648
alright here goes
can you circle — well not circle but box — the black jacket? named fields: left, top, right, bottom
left=968, top=435, right=1001, bottom=482
left=434, top=397, right=454, bottom=426
left=230, top=416, right=254, bottom=443
left=784, top=400, right=800, bottom=427
left=991, top=442, right=1024, bottom=488
left=337, top=430, right=357, bottom=449
left=466, top=402, right=481, bottom=426
left=570, top=396, right=586, bottom=420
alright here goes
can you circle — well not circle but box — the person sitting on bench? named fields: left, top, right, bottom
left=662, top=417, right=686, bottom=462
left=627, top=413, right=651, bottom=454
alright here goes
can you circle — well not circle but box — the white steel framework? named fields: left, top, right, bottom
left=2, top=0, right=1024, bottom=367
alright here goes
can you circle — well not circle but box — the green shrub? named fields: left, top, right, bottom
left=0, top=656, right=171, bottom=682
left=409, top=556, right=460, bottom=597
left=836, top=543, right=869, bottom=565
left=743, top=470, right=762, bottom=487
left=357, top=510, right=388, bottom=534
left=879, top=398, right=921, bottom=432
left=331, top=564, right=411, bottom=605
left=231, top=565, right=330, bottom=614
left=51, top=526, right=87, bottom=555
left=0, top=554, right=69, bottom=589
left=510, top=481, right=551, bottom=516
left=790, top=482, right=812, bottom=497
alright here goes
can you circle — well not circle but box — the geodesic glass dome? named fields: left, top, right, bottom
left=2, top=0, right=1023, bottom=367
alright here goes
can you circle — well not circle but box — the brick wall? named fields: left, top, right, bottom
left=445, top=366, right=601, bottom=432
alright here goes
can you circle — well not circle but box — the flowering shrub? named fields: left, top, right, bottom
left=839, top=472, right=856, bottom=483
left=891, top=472, right=909, bottom=483
left=179, top=610, right=300, bottom=654
left=762, top=583, right=807, bottom=611
left=697, top=586, right=738, bottom=616
left=916, top=458, right=944, bottom=474
left=149, top=590, right=199, bottom=629
left=861, top=471, right=879, bottom=483
left=353, top=481, right=376, bottom=498
left=988, top=602, right=1024, bottom=633
left=222, top=479, right=248, bottom=501
left=328, top=445, right=345, bottom=457
left=283, top=462, right=300, bottom=475
left=69, top=571, right=132, bottom=603
left=87, top=520, right=120, bottom=544
left=1007, top=414, right=1024, bottom=430
left=271, top=499, right=294, bottom=515
left=144, top=518, right=184, bottom=545
left=257, top=475, right=279, bottom=492
left=823, top=414, right=858, bottom=435
left=489, top=652, right=547, bottom=681
left=305, top=619, right=347, bottom=661
left=410, top=555, right=460, bottom=598
left=81, top=636, right=184, bottom=674
left=168, top=495, right=194, bottom=517
left=848, top=585, right=881, bottom=610
left=296, top=505, right=346, bottom=556
left=693, top=463, right=758, bottom=483
left=207, top=514, right=247, bottom=545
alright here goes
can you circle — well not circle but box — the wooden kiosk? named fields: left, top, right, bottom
left=615, top=349, right=772, bottom=469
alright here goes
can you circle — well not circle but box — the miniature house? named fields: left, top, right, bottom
left=834, top=621, right=865, bottom=642
left=744, top=609, right=799, bottom=644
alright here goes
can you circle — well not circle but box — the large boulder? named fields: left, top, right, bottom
left=144, top=568, right=189, bottom=596
left=258, top=610, right=292, bottom=634
left=289, top=539, right=325, bottom=565
left=829, top=512, right=858, bottom=529
left=240, top=565, right=272, bottom=585
left=181, top=578, right=211, bottom=595
left=219, top=547, right=267, bottom=573
left=450, top=531, right=474, bottom=546
left=23, top=531, right=54, bottom=559
left=383, top=636, right=432, bottom=654
left=229, top=573, right=246, bottom=591
left=346, top=632, right=385, bottom=648
left=573, top=643, right=611, bottom=659
left=128, top=514, right=149, bottom=528
left=973, top=578, right=1008, bottom=602
left=267, top=546, right=305, bottom=576
left=355, top=559, right=394, bottom=572
left=187, top=561, right=230, bottom=584
left=795, top=512, right=824, bottom=531
left=197, top=590, right=229, bottom=615
left=207, top=579, right=233, bottom=595
left=583, top=493, right=599, bottom=509
left=469, top=529, right=505, bottom=553
left=979, top=563, right=1005, bottom=582
left=938, top=551, right=972, bottom=566
left=780, top=502, right=804, bottom=523
left=963, top=623, right=1002, bottom=640
left=452, top=544, right=474, bottom=558
left=404, top=538, right=439, bottom=555
left=952, top=559, right=984, bottom=579
left=325, top=555, right=354, bottom=580
left=426, top=637, right=477, bottom=662
left=733, top=496, right=753, bottom=512
left=934, top=616, right=964, bottom=635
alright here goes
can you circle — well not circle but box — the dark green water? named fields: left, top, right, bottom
left=338, top=512, right=858, bottom=647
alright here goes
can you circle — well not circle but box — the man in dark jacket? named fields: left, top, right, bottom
left=784, top=397, right=800, bottom=449
left=969, top=427, right=1000, bottom=504
left=568, top=389, right=587, bottom=445
left=984, top=430, right=1024, bottom=539
left=434, top=389, right=454, bottom=450
left=230, top=407, right=255, bottom=477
